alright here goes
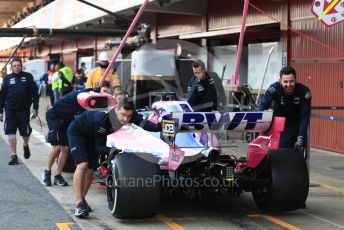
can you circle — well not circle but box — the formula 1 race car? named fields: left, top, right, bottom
left=103, top=100, right=309, bottom=219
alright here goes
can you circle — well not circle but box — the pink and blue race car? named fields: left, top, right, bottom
left=104, top=100, right=309, bottom=219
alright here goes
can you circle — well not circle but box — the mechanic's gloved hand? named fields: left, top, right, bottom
left=108, top=148, right=122, bottom=161
left=30, top=109, right=38, bottom=119
left=0, top=113, right=3, bottom=122
left=93, top=87, right=101, bottom=93
left=294, top=136, right=304, bottom=153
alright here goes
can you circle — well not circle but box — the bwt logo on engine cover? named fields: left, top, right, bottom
left=171, top=112, right=272, bottom=132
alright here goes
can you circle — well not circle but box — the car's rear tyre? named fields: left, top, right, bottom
left=107, top=152, right=160, bottom=219
left=252, top=148, right=309, bottom=212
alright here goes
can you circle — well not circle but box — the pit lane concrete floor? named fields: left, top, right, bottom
left=0, top=138, right=78, bottom=230
left=1, top=96, right=344, bottom=230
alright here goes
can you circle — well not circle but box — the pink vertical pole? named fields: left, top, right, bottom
left=98, top=0, right=149, bottom=87
left=233, top=0, right=249, bottom=85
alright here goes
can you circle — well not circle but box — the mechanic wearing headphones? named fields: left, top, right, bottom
left=0, top=58, right=39, bottom=165
left=258, top=66, right=311, bottom=153
left=68, top=98, right=161, bottom=217
left=42, top=81, right=111, bottom=187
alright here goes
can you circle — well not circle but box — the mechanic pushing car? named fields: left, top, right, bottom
left=42, top=81, right=111, bottom=187
left=68, top=98, right=161, bottom=217
left=187, top=59, right=226, bottom=112
left=258, top=66, right=311, bottom=153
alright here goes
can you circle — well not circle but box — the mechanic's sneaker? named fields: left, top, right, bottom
left=42, top=170, right=52, bottom=186
left=23, top=145, right=30, bottom=159
left=8, top=155, right=19, bottom=165
left=74, top=200, right=90, bottom=217
left=84, top=200, right=92, bottom=212
left=54, top=174, right=68, bottom=186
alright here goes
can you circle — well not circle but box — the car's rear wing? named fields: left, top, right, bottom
left=161, top=111, right=273, bottom=138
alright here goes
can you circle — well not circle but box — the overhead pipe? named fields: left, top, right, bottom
left=0, top=28, right=129, bottom=37
left=0, top=55, right=37, bottom=59
left=98, top=0, right=149, bottom=87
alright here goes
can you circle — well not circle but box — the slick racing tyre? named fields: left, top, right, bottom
left=107, top=152, right=160, bottom=219
left=252, top=149, right=309, bottom=212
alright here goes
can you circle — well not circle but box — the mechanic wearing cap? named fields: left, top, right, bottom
left=187, top=60, right=226, bottom=112
left=68, top=98, right=161, bottom=217
left=0, top=58, right=39, bottom=165
left=85, top=51, right=120, bottom=89
left=258, top=66, right=311, bottom=153
left=42, top=81, right=111, bottom=187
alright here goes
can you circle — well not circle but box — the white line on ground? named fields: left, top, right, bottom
left=299, top=210, right=344, bottom=229
left=31, top=129, right=50, bottom=147
left=310, top=148, right=344, bottom=158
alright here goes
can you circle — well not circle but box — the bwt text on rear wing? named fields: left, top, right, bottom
left=161, top=111, right=273, bottom=137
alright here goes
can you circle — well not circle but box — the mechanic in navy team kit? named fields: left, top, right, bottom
left=258, top=66, right=311, bottom=152
left=0, top=58, right=39, bottom=165
left=187, top=59, right=226, bottom=112
left=68, top=98, right=161, bottom=217
left=42, top=81, right=111, bottom=187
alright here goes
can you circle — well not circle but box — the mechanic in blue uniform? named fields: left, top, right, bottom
left=258, top=66, right=311, bottom=152
left=68, top=98, right=161, bottom=217
left=187, top=60, right=226, bottom=112
left=0, top=58, right=39, bottom=165
left=42, top=81, right=111, bottom=187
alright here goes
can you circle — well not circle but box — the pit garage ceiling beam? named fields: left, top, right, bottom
left=179, top=27, right=242, bottom=39
left=145, top=0, right=207, bottom=16
left=178, top=22, right=280, bottom=39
